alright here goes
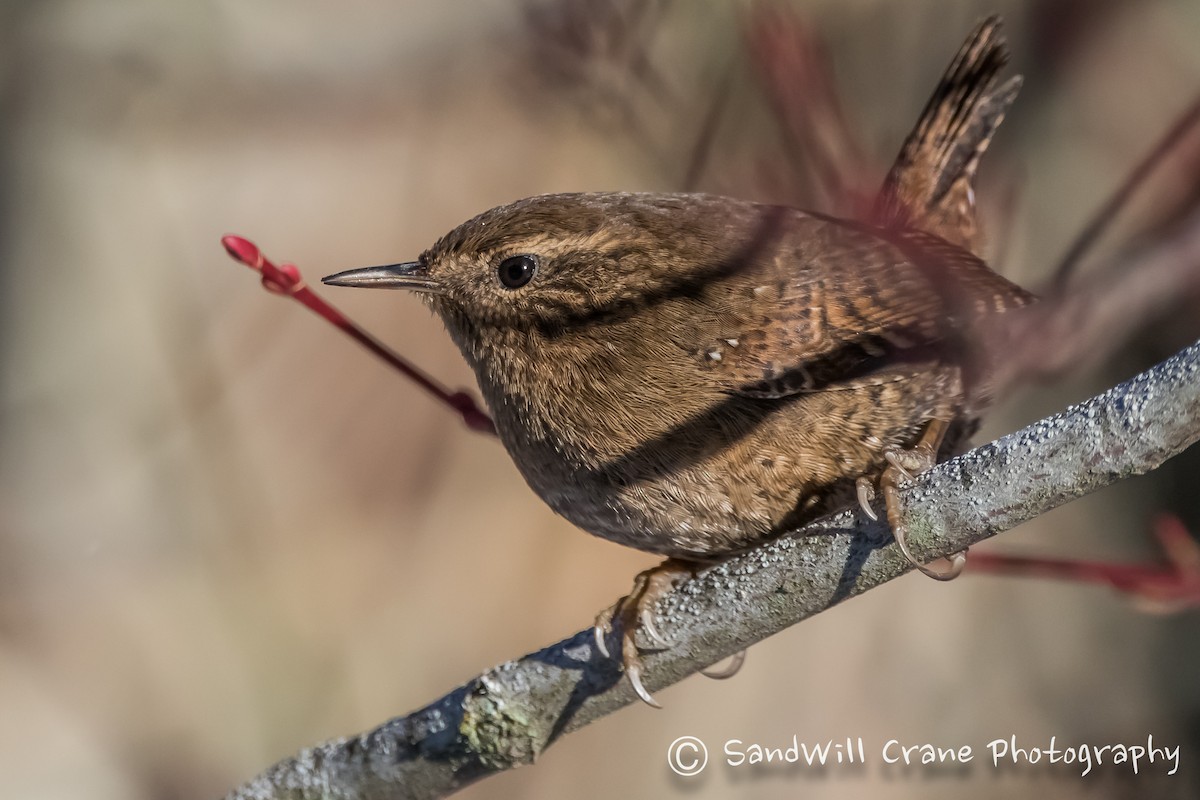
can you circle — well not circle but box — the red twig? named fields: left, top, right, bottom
left=220, top=235, right=496, bottom=435
left=968, top=515, right=1200, bottom=612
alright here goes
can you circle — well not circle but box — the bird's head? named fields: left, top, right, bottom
left=322, top=192, right=765, bottom=362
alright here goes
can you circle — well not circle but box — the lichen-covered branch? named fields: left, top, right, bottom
left=227, top=336, right=1200, bottom=800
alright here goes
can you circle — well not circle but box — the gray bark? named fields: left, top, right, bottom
left=227, top=336, right=1200, bottom=800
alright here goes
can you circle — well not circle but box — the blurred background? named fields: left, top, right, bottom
left=2, top=0, right=1199, bottom=798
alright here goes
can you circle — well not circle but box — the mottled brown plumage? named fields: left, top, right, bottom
left=365, top=194, right=1026, bottom=558
left=323, top=16, right=1032, bottom=704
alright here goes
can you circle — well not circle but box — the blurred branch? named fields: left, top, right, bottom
left=225, top=332, right=1200, bottom=799
left=968, top=514, right=1200, bottom=611
left=1052, top=93, right=1200, bottom=290
left=991, top=202, right=1200, bottom=393
left=745, top=4, right=875, bottom=213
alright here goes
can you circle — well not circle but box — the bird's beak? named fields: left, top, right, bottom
left=321, top=261, right=439, bottom=293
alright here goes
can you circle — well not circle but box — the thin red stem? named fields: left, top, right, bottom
left=221, top=235, right=496, bottom=435
left=968, top=515, right=1200, bottom=611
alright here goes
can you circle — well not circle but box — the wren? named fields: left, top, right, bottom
left=324, top=16, right=1032, bottom=706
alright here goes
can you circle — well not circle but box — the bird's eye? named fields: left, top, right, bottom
left=497, top=254, right=537, bottom=289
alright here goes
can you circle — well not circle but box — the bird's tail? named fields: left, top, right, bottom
left=873, top=16, right=1022, bottom=254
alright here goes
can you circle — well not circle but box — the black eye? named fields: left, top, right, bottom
left=498, top=254, right=537, bottom=289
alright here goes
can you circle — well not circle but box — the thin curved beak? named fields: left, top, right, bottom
left=321, top=261, right=439, bottom=292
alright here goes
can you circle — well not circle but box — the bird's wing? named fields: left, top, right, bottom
left=685, top=217, right=1032, bottom=399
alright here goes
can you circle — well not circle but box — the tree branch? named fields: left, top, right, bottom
left=226, top=333, right=1200, bottom=800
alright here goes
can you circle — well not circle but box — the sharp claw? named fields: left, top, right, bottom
left=921, top=549, right=968, bottom=581
left=640, top=607, right=670, bottom=647
left=892, top=517, right=918, bottom=565
left=894, top=517, right=968, bottom=581
left=700, top=650, right=747, bottom=680
left=914, top=560, right=963, bottom=581
left=856, top=477, right=878, bottom=521
left=625, top=658, right=661, bottom=708
left=594, top=623, right=610, bottom=658
left=884, top=451, right=913, bottom=481
left=594, top=605, right=617, bottom=658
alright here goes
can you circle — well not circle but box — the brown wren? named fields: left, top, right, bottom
left=324, top=16, right=1033, bottom=706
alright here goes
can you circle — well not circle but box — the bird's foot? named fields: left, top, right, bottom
left=594, top=558, right=701, bottom=708
left=858, top=419, right=965, bottom=580
left=882, top=440, right=967, bottom=580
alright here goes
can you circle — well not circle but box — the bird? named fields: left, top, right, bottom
left=323, top=15, right=1033, bottom=706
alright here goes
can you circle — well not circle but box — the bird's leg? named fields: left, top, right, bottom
left=876, top=418, right=967, bottom=580
left=594, top=557, right=703, bottom=708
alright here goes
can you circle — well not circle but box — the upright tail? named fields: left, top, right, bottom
left=873, top=16, right=1022, bottom=254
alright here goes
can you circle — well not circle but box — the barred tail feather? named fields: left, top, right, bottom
left=875, top=16, right=1022, bottom=254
